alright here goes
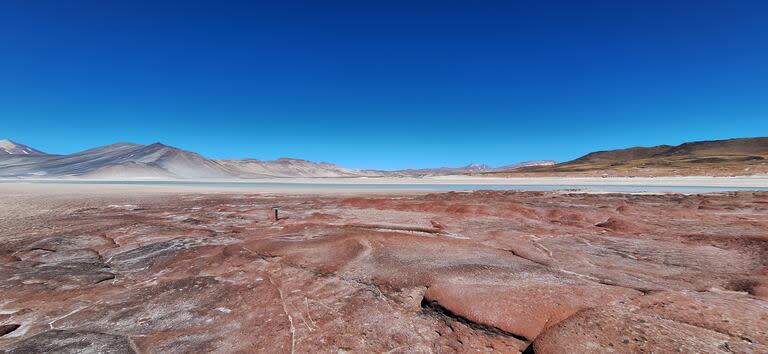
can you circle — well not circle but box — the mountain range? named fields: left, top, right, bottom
left=483, top=137, right=768, bottom=177
left=0, top=139, right=554, bottom=179
left=4, top=137, right=765, bottom=179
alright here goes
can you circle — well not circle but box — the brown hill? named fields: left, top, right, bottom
left=484, top=137, right=768, bottom=177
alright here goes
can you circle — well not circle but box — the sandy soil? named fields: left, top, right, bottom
left=1, top=185, right=767, bottom=353
left=4, top=175, right=768, bottom=187
left=423, top=175, right=768, bottom=187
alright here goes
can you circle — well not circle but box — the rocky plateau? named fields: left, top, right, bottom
left=1, top=188, right=767, bottom=353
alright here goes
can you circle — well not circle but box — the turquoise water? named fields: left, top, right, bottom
left=1, top=180, right=767, bottom=193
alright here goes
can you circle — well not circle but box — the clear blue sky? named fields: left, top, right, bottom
left=1, top=1, right=766, bottom=169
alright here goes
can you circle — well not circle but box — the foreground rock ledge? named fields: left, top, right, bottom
left=1, top=190, right=767, bottom=353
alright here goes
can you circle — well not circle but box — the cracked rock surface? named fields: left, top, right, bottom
left=1, top=188, right=767, bottom=353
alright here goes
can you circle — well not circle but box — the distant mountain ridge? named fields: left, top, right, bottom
left=217, top=157, right=362, bottom=178
left=6, top=137, right=765, bottom=179
left=0, top=142, right=232, bottom=179
left=0, top=140, right=551, bottom=179
left=484, top=137, right=768, bottom=177
left=367, top=160, right=556, bottom=177
left=0, top=139, right=48, bottom=155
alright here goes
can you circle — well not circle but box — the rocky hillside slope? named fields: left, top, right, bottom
left=484, top=137, right=768, bottom=177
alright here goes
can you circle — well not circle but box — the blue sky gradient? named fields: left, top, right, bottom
left=1, top=0, right=766, bottom=169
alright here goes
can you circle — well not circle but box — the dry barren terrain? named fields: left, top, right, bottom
left=485, top=137, right=768, bottom=177
left=1, top=185, right=767, bottom=353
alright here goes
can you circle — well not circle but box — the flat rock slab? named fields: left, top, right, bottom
left=424, top=281, right=641, bottom=341
left=4, top=330, right=136, bottom=354
left=531, top=290, right=768, bottom=353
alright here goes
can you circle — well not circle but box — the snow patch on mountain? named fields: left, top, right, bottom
left=0, top=139, right=47, bottom=155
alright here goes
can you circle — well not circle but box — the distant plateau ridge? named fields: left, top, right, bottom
left=0, top=139, right=553, bottom=179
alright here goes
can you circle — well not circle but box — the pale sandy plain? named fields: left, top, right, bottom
left=3, top=175, right=768, bottom=188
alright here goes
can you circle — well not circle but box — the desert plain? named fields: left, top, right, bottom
left=1, top=182, right=767, bottom=353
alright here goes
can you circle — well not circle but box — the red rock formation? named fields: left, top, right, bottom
left=1, top=190, right=767, bottom=352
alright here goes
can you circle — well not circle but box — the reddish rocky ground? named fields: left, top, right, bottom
left=1, top=188, right=767, bottom=353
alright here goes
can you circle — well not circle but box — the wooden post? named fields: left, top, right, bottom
left=272, top=207, right=280, bottom=221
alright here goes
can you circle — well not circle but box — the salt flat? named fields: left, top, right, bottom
left=2, top=175, right=768, bottom=195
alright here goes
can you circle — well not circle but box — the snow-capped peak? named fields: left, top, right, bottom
left=463, top=163, right=493, bottom=171
left=0, top=139, right=47, bottom=155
